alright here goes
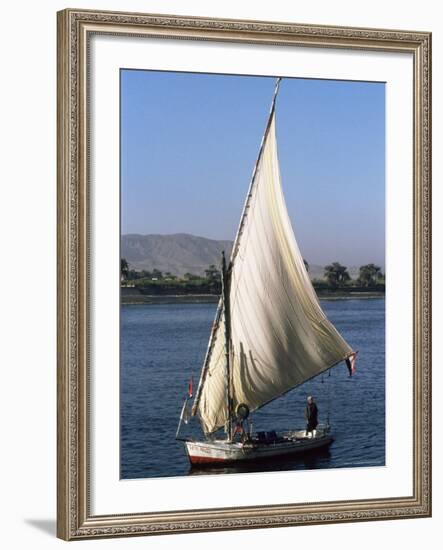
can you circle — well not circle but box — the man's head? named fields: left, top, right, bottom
left=307, top=396, right=313, bottom=404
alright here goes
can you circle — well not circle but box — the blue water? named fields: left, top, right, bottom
left=120, top=298, right=385, bottom=479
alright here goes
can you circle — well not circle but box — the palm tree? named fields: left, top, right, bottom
left=204, top=264, right=220, bottom=281
left=324, top=262, right=351, bottom=288
left=121, top=258, right=129, bottom=280
left=358, top=264, right=382, bottom=287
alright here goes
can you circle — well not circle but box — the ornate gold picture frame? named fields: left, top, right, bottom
left=57, top=8, right=431, bottom=540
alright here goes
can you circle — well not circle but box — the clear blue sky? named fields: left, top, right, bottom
left=121, top=70, right=385, bottom=268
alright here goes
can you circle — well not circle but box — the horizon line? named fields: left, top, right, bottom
left=121, top=232, right=385, bottom=269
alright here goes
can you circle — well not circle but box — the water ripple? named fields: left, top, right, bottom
left=121, top=298, right=385, bottom=479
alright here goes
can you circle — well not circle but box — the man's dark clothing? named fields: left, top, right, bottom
left=304, top=402, right=318, bottom=432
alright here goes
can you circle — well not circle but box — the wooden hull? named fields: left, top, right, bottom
left=184, top=430, right=333, bottom=466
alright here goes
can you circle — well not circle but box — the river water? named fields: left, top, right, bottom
left=121, top=298, right=385, bottom=479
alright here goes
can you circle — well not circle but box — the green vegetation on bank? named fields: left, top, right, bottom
left=121, top=259, right=385, bottom=297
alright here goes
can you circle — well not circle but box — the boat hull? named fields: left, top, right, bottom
left=184, top=430, right=333, bottom=466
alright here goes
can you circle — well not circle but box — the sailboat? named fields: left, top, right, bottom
left=176, top=78, right=357, bottom=466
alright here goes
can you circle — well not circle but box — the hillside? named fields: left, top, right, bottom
left=121, top=233, right=361, bottom=279
left=121, top=233, right=233, bottom=277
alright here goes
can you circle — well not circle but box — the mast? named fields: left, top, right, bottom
left=221, top=250, right=234, bottom=441
left=220, top=77, right=282, bottom=440
left=191, top=77, right=282, bottom=420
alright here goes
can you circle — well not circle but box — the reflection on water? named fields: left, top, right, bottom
left=121, top=298, right=385, bottom=479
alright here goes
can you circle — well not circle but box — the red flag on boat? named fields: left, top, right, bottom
left=188, top=376, right=193, bottom=398
left=346, top=352, right=357, bottom=377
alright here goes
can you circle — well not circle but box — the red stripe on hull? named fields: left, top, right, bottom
left=188, top=455, right=228, bottom=465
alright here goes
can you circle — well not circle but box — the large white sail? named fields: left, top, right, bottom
left=194, top=111, right=354, bottom=435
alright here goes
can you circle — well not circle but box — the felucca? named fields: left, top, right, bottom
left=176, top=78, right=357, bottom=465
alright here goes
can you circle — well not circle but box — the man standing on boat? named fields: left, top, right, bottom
left=304, top=396, right=318, bottom=438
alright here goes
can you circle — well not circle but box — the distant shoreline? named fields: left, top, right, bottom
left=121, top=291, right=385, bottom=305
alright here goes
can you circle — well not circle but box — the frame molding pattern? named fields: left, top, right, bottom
left=57, top=8, right=431, bottom=540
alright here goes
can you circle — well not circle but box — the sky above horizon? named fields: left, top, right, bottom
left=121, top=70, right=385, bottom=268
